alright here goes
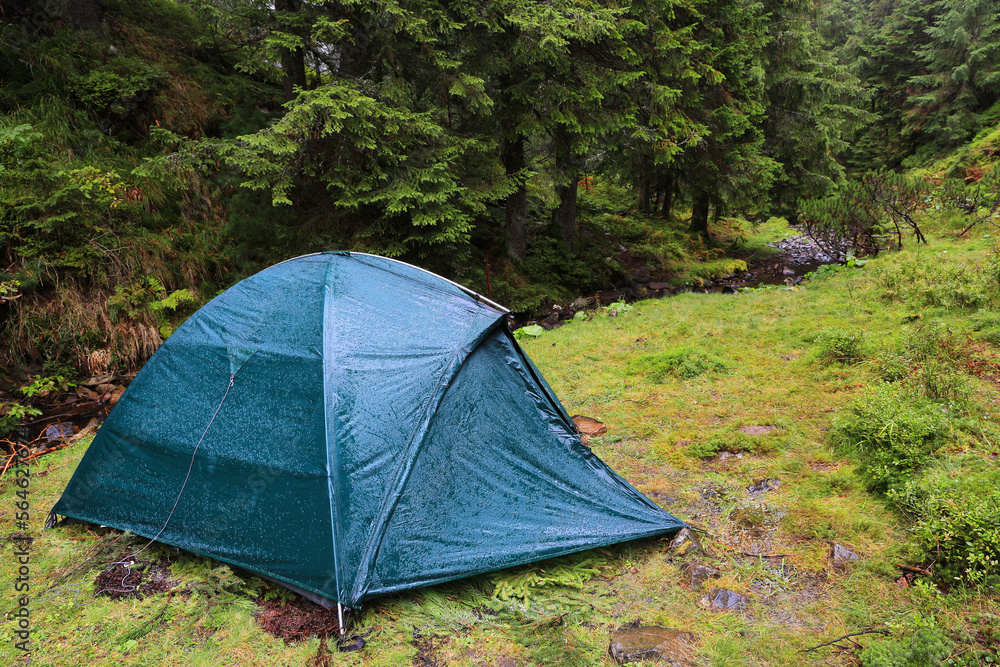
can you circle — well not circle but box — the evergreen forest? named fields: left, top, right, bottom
left=0, top=0, right=996, bottom=378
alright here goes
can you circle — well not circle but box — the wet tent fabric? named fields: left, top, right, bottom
left=52, top=252, right=685, bottom=608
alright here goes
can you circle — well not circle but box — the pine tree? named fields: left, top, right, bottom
left=906, top=0, right=1000, bottom=151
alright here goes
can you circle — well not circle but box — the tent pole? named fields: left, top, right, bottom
left=337, top=602, right=346, bottom=637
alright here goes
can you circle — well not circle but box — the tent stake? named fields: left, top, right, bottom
left=337, top=602, right=346, bottom=637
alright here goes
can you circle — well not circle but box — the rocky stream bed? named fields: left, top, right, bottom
left=520, top=231, right=839, bottom=330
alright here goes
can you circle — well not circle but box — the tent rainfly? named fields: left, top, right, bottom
left=50, top=252, right=685, bottom=613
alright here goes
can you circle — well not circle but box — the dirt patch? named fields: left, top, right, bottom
left=413, top=630, right=442, bottom=667
left=255, top=596, right=341, bottom=643
left=93, top=552, right=175, bottom=600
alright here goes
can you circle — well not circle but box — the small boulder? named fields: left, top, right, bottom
left=571, top=415, right=608, bottom=437
left=44, top=422, right=77, bottom=443
left=539, top=313, right=561, bottom=330
left=830, top=542, right=860, bottom=567
left=746, top=478, right=781, bottom=495
left=569, top=296, right=596, bottom=311
left=679, top=562, right=720, bottom=591
left=609, top=626, right=697, bottom=666
left=649, top=282, right=671, bottom=291
left=700, top=588, right=747, bottom=612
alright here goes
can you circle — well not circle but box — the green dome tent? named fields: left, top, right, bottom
left=50, top=252, right=684, bottom=612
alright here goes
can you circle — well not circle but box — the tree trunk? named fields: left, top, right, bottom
left=552, top=129, right=581, bottom=253
left=637, top=178, right=650, bottom=214
left=660, top=172, right=674, bottom=217
left=636, top=155, right=653, bottom=213
left=502, top=135, right=528, bottom=262
left=275, top=0, right=307, bottom=101
left=689, top=189, right=711, bottom=237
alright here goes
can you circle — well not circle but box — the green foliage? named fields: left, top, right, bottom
left=490, top=555, right=605, bottom=609
left=109, top=278, right=198, bottom=339
left=0, top=402, right=41, bottom=436
left=632, top=347, right=730, bottom=381
left=20, top=374, right=75, bottom=398
left=861, top=623, right=954, bottom=667
left=832, top=383, right=948, bottom=494
left=71, top=57, right=168, bottom=117
left=815, top=328, right=866, bottom=364
left=871, top=256, right=998, bottom=310
left=514, top=325, right=546, bottom=340
left=686, top=431, right=771, bottom=459
left=799, top=171, right=928, bottom=259
left=908, top=464, right=1000, bottom=588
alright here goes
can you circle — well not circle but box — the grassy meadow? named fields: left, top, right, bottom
left=3, top=215, right=1000, bottom=666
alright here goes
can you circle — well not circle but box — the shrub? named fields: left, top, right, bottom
left=871, top=259, right=994, bottom=310
left=909, top=465, right=1000, bottom=588
left=831, top=383, right=948, bottom=494
left=816, top=328, right=866, bottom=364
left=860, top=624, right=953, bottom=667
left=632, top=347, right=730, bottom=381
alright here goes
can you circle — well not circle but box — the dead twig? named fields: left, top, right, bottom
left=801, top=629, right=890, bottom=653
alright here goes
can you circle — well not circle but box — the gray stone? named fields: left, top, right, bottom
left=746, top=478, right=781, bottom=494
left=609, top=626, right=697, bottom=665
left=679, top=562, right=720, bottom=590
left=44, top=422, right=77, bottom=443
left=831, top=543, right=860, bottom=565
left=569, top=296, right=595, bottom=311
left=700, top=588, right=747, bottom=612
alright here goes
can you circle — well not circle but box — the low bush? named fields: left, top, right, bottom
left=816, top=328, right=866, bottom=364
left=871, top=257, right=998, bottom=311
left=831, top=383, right=949, bottom=494
left=908, top=464, right=1000, bottom=588
left=632, top=347, right=730, bottom=381
left=860, top=623, right=953, bottom=667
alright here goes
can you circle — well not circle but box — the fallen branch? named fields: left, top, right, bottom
left=896, top=564, right=932, bottom=577
left=801, top=629, right=890, bottom=653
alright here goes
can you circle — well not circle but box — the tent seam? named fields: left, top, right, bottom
left=349, top=313, right=506, bottom=605
left=322, top=260, right=346, bottom=606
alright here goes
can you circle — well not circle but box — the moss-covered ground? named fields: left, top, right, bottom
left=3, top=216, right=999, bottom=666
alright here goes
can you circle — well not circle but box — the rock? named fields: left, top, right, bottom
left=721, top=286, right=738, bottom=294
left=107, top=386, right=126, bottom=405
left=76, top=386, right=99, bottom=400
left=830, top=543, right=859, bottom=566
left=746, top=478, right=781, bottom=494
left=599, top=291, right=625, bottom=306
left=666, top=528, right=703, bottom=559
left=648, top=282, right=671, bottom=291
left=539, top=313, right=561, bottom=330
left=700, top=588, right=747, bottom=612
left=609, top=626, right=697, bottom=666
left=679, top=562, right=720, bottom=590
left=571, top=415, right=608, bottom=437
left=569, top=296, right=596, bottom=311
left=80, top=374, right=114, bottom=387
left=71, top=418, right=101, bottom=442
left=44, top=422, right=77, bottom=443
